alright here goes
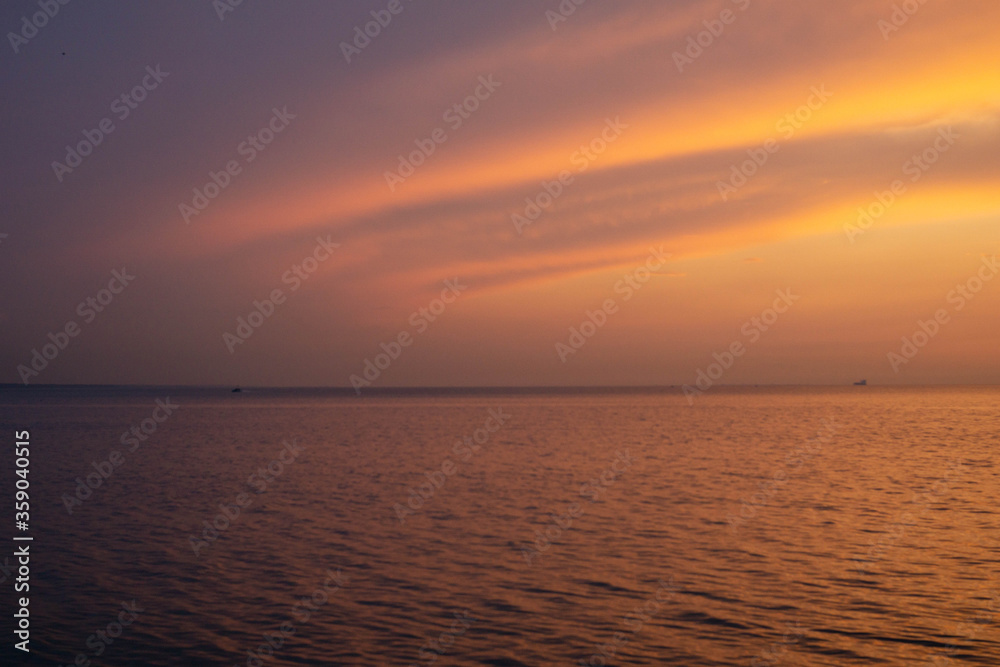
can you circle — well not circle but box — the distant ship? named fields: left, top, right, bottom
left=853, top=379, right=867, bottom=386
left=231, top=387, right=242, bottom=393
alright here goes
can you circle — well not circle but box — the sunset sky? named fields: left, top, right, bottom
left=2, top=0, right=998, bottom=387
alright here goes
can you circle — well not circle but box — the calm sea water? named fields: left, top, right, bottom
left=0, top=386, right=997, bottom=665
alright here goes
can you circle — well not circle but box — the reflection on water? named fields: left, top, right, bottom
left=1, top=386, right=997, bottom=665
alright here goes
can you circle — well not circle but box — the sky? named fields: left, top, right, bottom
left=1, top=0, right=998, bottom=388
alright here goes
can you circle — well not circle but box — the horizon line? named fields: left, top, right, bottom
left=3, top=382, right=999, bottom=391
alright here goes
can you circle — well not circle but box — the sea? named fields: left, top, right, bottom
left=0, top=385, right=997, bottom=665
